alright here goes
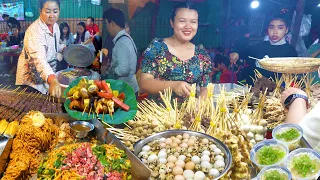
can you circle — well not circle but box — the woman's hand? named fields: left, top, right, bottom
left=172, top=81, right=192, bottom=97
left=229, top=52, right=239, bottom=65
left=49, top=78, right=61, bottom=98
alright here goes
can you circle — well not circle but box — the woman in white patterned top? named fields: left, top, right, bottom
left=16, top=0, right=65, bottom=97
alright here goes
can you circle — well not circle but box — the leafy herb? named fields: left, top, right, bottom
left=256, top=146, right=286, bottom=165
left=276, top=128, right=300, bottom=142
left=263, top=170, right=286, bottom=180
left=292, top=154, right=317, bottom=177
left=53, top=153, right=64, bottom=168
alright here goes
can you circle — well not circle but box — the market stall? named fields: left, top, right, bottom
left=1, top=57, right=320, bottom=180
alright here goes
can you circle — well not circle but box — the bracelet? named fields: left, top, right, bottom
left=47, top=74, right=56, bottom=85
left=284, top=94, right=309, bottom=109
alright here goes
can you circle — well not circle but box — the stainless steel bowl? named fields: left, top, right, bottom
left=70, top=121, right=94, bottom=138
left=133, top=130, right=232, bottom=180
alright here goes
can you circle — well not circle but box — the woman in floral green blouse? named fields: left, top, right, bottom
left=139, top=2, right=212, bottom=103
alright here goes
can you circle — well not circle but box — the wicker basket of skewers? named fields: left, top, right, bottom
left=258, top=57, right=320, bottom=74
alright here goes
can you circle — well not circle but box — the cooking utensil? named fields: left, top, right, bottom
left=70, top=121, right=94, bottom=138
left=133, top=130, right=232, bottom=180
left=63, top=44, right=95, bottom=67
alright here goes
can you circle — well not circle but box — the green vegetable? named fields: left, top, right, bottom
left=276, top=128, right=300, bottom=142
left=256, top=146, right=286, bottom=165
left=292, top=154, right=317, bottom=177
left=263, top=170, right=287, bottom=180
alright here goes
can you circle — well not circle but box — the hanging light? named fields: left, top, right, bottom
left=318, top=3, right=320, bottom=7
left=251, top=0, right=260, bottom=9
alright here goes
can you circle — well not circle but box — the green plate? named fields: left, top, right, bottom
left=64, top=77, right=137, bottom=124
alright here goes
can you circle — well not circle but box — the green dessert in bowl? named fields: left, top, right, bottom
left=285, top=148, right=320, bottom=180
left=257, top=165, right=291, bottom=180
left=273, top=124, right=303, bottom=151
left=250, top=139, right=289, bottom=169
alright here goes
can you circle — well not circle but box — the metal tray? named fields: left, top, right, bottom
left=43, top=113, right=151, bottom=180
left=133, top=130, right=232, bottom=180
left=0, top=113, right=150, bottom=180
left=250, top=136, right=313, bottom=179
left=63, top=44, right=95, bottom=67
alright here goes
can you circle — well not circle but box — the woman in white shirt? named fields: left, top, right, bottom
left=74, top=21, right=95, bottom=52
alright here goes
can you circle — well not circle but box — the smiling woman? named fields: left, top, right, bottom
left=15, top=0, right=66, bottom=98
left=139, top=2, right=212, bottom=104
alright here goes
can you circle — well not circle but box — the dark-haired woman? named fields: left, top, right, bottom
left=59, top=22, right=74, bottom=46
left=229, top=14, right=298, bottom=85
left=139, top=2, right=212, bottom=103
left=16, top=0, right=65, bottom=97
left=56, top=22, right=74, bottom=71
left=74, top=22, right=95, bottom=52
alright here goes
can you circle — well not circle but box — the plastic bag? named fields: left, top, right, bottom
left=91, top=0, right=101, bottom=5
left=291, top=11, right=312, bottom=56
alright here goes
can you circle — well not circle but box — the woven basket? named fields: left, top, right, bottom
left=258, top=57, right=320, bottom=74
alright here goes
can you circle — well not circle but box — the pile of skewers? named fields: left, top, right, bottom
left=0, top=85, right=63, bottom=122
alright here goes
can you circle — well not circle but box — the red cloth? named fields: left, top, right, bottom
left=219, top=70, right=237, bottom=83
left=86, top=24, right=100, bottom=36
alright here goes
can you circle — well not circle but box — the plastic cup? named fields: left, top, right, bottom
left=285, top=148, right=320, bottom=180
left=273, top=123, right=303, bottom=151
left=257, top=165, right=292, bottom=180
left=250, top=139, right=289, bottom=170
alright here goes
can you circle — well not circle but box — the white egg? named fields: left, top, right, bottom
left=255, top=125, right=264, bottom=134
left=241, top=125, right=250, bottom=132
left=159, top=158, right=167, bottom=164
left=168, top=155, right=178, bottom=163
left=201, top=155, right=210, bottom=162
left=247, top=132, right=254, bottom=140
left=213, top=148, right=222, bottom=155
left=215, top=155, right=224, bottom=161
left=139, top=151, right=147, bottom=156
left=160, top=137, right=166, bottom=143
left=194, top=171, right=206, bottom=180
left=174, top=175, right=185, bottom=180
left=160, top=148, right=167, bottom=152
left=147, top=154, right=158, bottom=163
left=213, top=160, right=225, bottom=169
left=210, top=144, right=217, bottom=150
left=255, top=134, right=264, bottom=142
left=141, top=158, right=148, bottom=164
left=158, top=151, right=167, bottom=159
left=183, top=170, right=195, bottom=179
left=250, top=139, right=256, bottom=145
left=178, top=155, right=186, bottom=161
left=201, top=150, right=210, bottom=156
left=250, top=125, right=257, bottom=133
left=175, top=160, right=186, bottom=168
left=142, top=145, right=151, bottom=152
left=209, top=168, right=220, bottom=177
left=259, top=119, right=268, bottom=127
left=200, top=161, right=212, bottom=169
left=245, top=109, right=252, bottom=114
left=191, top=156, right=201, bottom=164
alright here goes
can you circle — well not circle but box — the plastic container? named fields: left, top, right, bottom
left=273, top=123, right=303, bottom=151
left=285, top=148, right=320, bottom=180
left=257, top=165, right=292, bottom=180
left=250, top=139, right=289, bottom=170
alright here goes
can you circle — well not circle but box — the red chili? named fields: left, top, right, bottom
left=97, top=92, right=113, bottom=99
left=117, top=92, right=126, bottom=100
left=94, top=80, right=103, bottom=90
left=112, top=97, right=130, bottom=111
left=101, top=81, right=112, bottom=93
